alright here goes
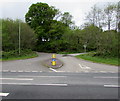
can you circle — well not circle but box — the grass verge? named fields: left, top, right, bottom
left=76, top=53, right=119, bottom=66
left=1, top=50, right=38, bottom=61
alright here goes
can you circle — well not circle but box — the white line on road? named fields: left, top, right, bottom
left=99, top=71, right=107, bottom=73
left=104, top=85, right=120, bottom=88
left=94, top=76, right=119, bottom=78
left=0, top=83, right=31, bottom=85
left=79, top=64, right=91, bottom=69
left=79, top=64, right=83, bottom=69
left=85, top=66, right=91, bottom=69
left=32, top=71, right=38, bottom=72
left=0, top=93, right=9, bottom=96
left=18, top=76, right=66, bottom=78
left=3, top=70, right=9, bottom=72
left=49, top=68, right=58, bottom=72
left=0, top=78, right=33, bottom=80
left=18, top=70, right=23, bottom=72
left=34, top=84, right=68, bottom=86
left=0, top=83, right=67, bottom=86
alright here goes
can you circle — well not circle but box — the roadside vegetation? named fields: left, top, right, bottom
left=2, top=49, right=38, bottom=61
left=1, top=19, right=38, bottom=60
left=1, top=2, right=119, bottom=63
left=76, top=53, right=119, bottom=66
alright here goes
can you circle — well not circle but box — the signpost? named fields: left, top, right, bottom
left=83, top=44, right=87, bottom=52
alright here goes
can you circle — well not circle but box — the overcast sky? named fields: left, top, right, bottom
left=0, top=0, right=119, bottom=26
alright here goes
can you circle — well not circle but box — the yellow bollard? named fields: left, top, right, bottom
left=52, top=54, right=56, bottom=66
left=52, top=54, right=56, bottom=58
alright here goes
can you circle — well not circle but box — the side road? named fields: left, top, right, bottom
left=2, top=52, right=118, bottom=73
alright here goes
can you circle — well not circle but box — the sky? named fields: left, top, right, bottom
left=0, top=0, right=119, bottom=27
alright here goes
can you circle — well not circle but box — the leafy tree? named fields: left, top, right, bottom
left=97, top=30, right=118, bottom=57
left=25, top=2, right=58, bottom=30
left=25, top=2, right=64, bottom=51
left=60, top=12, right=74, bottom=27
left=2, top=18, right=36, bottom=51
left=81, top=24, right=102, bottom=51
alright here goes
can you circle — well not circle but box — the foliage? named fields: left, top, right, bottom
left=76, top=53, right=119, bottom=66
left=2, top=49, right=37, bottom=59
left=60, top=12, right=74, bottom=27
left=25, top=2, right=119, bottom=59
left=25, top=2, right=75, bottom=52
left=2, top=18, right=36, bottom=51
left=96, top=30, right=119, bottom=57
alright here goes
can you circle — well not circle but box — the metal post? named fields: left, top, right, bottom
left=83, top=44, right=87, bottom=53
left=19, top=21, right=21, bottom=55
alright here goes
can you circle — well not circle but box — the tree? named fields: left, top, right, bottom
left=104, top=3, right=116, bottom=30
left=85, top=5, right=104, bottom=28
left=25, top=2, right=74, bottom=52
left=25, top=2, right=62, bottom=50
left=2, top=18, right=36, bottom=51
left=60, top=12, right=74, bottom=27
left=25, top=2, right=58, bottom=30
left=81, top=24, right=102, bottom=51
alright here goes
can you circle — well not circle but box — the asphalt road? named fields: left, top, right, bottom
left=1, top=72, right=119, bottom=99
left=2, top=52, right=118, bottom=73
left=0, top=52, right=119, bottom=100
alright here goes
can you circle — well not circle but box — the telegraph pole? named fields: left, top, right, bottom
left=19, top=20, right=21, bottom=55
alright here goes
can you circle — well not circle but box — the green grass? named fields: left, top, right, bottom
left=76, top=54, right=119, bottom=66
left=1, top=52, right=38, bottom=61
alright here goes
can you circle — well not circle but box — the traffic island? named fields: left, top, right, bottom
left=43, top=58, right=63, bottom=69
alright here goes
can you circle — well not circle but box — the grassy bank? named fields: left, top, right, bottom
left=76, top=53, right=118, bottom=66
left=1, top=49, right=38, bottom=61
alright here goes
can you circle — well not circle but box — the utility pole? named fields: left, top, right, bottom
left=19, top=20, right=21, bottom=55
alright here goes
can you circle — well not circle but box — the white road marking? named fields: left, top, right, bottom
left=0, top=83, right=31, bottom=85
left=94, top=76, right=119, bottom=78
left=85, top=66, right=91, bottom=69
left=79, top=64, right=91, bottom=69
left=34, top=84, right=68, bottom=86
left=3, top=70, right=9, bottom=72
left=0, top=93, right=9, bottom=96
left=104, top=85, right=120, bottom=88
left=79, top=64, right=83, bottom=69
left=49, top=68, right=57, bottom=72
left=18, top=76, right=66, bottom=78
left=0, top=78, right=33, bottom=80
left=99, top=71, right=107, bottom=73
left=0, top=83, right=67, bottom=86
left=18, top=70, right=23, bottom=72
left=32, top=71, right=38, bottom=72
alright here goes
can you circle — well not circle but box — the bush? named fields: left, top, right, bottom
left=2, top=49, right=35, bottom=59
